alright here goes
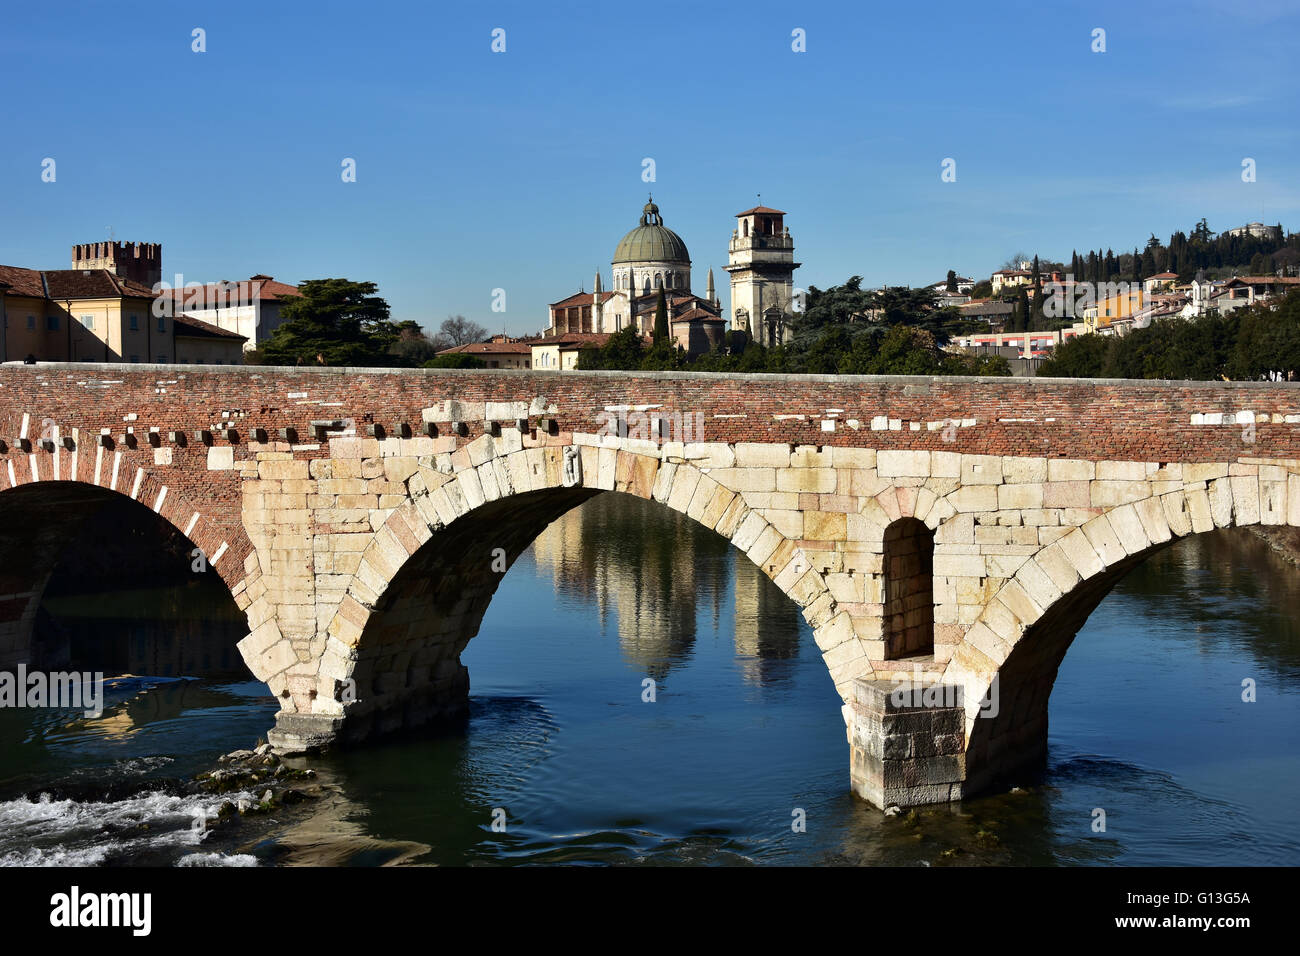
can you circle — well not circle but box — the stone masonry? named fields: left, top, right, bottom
left=2, top=364, right=1300, bottom=808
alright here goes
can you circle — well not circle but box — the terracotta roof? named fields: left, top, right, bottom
left=43, top=269, right=155, bottom=299
left=1148, top=272, right=1179, bottom=279
left=549, top=291, right=617, bottom=308
left=736, top=205, right=785, bottom=216
left=173, top=313, right=248, bottom=341
left=992, top=269, right=1032, bottom=276
left=0, top=265, right=46, bottom=297
left=671, top=308, right=726, bottom=323
left=156, top=276, right=302, bottom=307
left=438, top=341, right=532, bottom=355
left=1223, top=276, right=1300, bottom=287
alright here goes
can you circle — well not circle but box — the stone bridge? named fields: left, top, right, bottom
left=2, top=363, right=1299, bottom=809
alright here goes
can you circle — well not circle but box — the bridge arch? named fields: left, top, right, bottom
left=947, top=471, right=1298, bottom=796
left=0, top=472, right=251, bottom=670
left=272, top=445, right=851, bottom=749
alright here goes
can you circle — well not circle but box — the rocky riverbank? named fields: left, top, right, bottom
left=1246, top=526, right=1300, bottom=568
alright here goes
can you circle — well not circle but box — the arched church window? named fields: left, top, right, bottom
left=743, top=220, right=749, bottom=238
left=654, top=274, right=661, bottom=289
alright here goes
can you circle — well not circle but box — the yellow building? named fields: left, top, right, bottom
left=1083, top=287, right=1145, bottom=333
left=0, top=265, right=244, bottom=364
left=990, top=268, right=1033, bottom=294
left=530, top=332, right=628, bottom=370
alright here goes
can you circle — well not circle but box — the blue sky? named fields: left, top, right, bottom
left=2, top=0, right=1297, bottom=335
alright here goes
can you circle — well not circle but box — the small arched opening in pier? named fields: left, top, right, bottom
left=883, top=517, right=934, bottom=659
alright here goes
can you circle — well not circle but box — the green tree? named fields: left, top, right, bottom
left=577, top=323, right=644, bottom=370
left=1029, top=256, right=1044, bottom=330
left=1037, top=333, right=1112, bottom=377
left=641, top=339, right=686, bottom=370
left=423, top=353, right=485, bottom=369
left=1226, top=292, right=1300, bottom=379
left=946, top=269, right=958, bottom=292
left=938, top=352, right=1012, bottom=376
left=866, top=325, right=941, bottom=374
left=389, top=320, right=441, bottom=366
left=1014, top=288, right=1030, bottom=332
left=652, top=288, right=669, bottom=344
left=802, top=327, right=853, bottom=374
left=257, top=278, right=397, bottom=366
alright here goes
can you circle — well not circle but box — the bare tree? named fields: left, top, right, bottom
left=438, top=315, right=489, bottom=347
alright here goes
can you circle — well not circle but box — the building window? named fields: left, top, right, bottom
left=80, top=315, right=95, bottom=329
left=26, top=315, right=35, bottom=330
left=46, top=315, right=60, bottom=331
left=157, top=355, right=167, bottom=363
left=130, top=355, right=140, bottom=363
left=129, top=314, right=139, bottom=331
left=157, top=316, right=167, bottom=332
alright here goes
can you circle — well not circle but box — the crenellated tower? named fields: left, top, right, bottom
left=71, top=241, right=162, bottom=289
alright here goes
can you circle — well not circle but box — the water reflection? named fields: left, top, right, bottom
left=33, top=495, right=248, bottom=678
left=530, top=493, right=803, bottom=684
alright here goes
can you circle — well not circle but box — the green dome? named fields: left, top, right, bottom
left=613, top=199, right=690, bottom=264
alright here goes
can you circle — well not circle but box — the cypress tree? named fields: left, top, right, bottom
left=652, top=288, right=669, bottom=344
left=1015, top=288, right=1030, bottom=333
left=1030, top=256, right=1044, bottom=330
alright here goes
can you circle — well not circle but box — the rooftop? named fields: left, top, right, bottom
left=438, top=341, right=533, bottom=355
left=0, top=265, right=156, bottom=299
left=173, top=313, right=248, bottom=340
left=156, top=275, right=302, bottom=307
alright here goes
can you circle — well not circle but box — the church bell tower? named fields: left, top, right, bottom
left=724, top=204, right=799, bottom=347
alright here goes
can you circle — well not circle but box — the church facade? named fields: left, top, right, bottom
left=544, top=197, right=799, bottom=355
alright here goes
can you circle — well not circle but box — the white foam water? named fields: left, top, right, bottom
left=176, top=852, right=259, bottom=867
left=0, top=788, right=259, bottom=867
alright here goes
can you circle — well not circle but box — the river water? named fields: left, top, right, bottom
left=1, top=494, right=1298, bottom=866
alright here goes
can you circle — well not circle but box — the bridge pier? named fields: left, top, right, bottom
left=850, top=679, right=968, bottom=808
left=268, top=661, right=469, bottom=751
